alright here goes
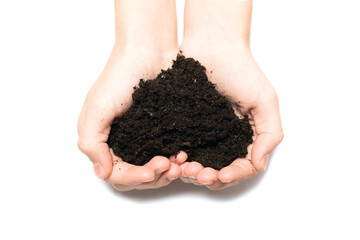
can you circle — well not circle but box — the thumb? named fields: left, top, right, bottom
left=77, top=98, right=115, bottom=179
left=250, top=92, right=283, bottom=171
left=78, top=141, right=113, bottom=179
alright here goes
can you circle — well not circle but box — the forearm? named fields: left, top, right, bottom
left=183, top=0, right=252, bottom=47
left=114, top=0, right=178, bottom=51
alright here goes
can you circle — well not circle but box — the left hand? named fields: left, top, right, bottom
left=177, top=0, right=283, bottom=190
left=178, top=40, right=283, bottom=191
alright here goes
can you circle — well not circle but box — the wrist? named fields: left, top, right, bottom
left=114, top=0, right=178, bottom=52
left=183, top=0, right=252, bottom=49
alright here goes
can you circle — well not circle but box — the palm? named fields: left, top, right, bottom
left=78, top=48, right=187, bottom=191
left=182, top=45, right=274, bottom=113
left=88, top=50, right=176, bottom=119
left=178, top=43, right=280, bottom=189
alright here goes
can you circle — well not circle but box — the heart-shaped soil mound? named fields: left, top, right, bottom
left=107, top=55, right=253, bottom=170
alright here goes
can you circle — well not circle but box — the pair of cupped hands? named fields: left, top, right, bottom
left=77, top=37, right=283, bottom=191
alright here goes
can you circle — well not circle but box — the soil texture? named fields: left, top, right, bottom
left=107, top=55, right=253, bottom=170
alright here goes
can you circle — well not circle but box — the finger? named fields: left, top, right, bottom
left=183, top=161, right=204, bottom=179
left=107, top=154, right=155, bottom=185
left=196, top=167, right=218, bottom=186
left=143, top=156, right=171, bottom=175
left=218, top=158, right=256, bottom=183
left=107, top=163, right=155, bottom=186
left=206, top=180, right=227, bottom=191
left=156, top=163, right=182, bottom=187
left=180, top=176, right=192, bottom=183
left=180, top=175, right=201, bottom=185
left=77, top=96, right=116, bottom=179
left=183, top=162, right=204, bottom=186
left=134, top=160, right=179, bottom=190
left=179, top=162, right=192, bottom=183
left=77, top=140, right=113, bottom=179
left=207, top=179, right=246, bottom=191
left=250, top=92, right=283, bottom=171
left=137, top=156, right=171, bottom=187
left=169, top=151, right=188, bottom=165
left=189, top=178, right=203, bottom=186
left=111, top=184, right=134, bottom=192
left=135, top=156, right=171, bottom=187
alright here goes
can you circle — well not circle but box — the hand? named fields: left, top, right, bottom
left=178, top=0, right=283, bottom=190
left=77, top=46, right=187, bottom=191
left=77, top=0, right=185, bottom=191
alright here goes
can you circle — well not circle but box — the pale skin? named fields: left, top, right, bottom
left=77, top=0, right=283, bottom=191
left=179, top=0, right=283, bottom=190
left=78, top=0, right=186, bottom=191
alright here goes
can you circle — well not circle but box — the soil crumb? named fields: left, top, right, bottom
left=107, top=55, right=253, bottom=170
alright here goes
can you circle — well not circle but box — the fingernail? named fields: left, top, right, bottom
left=94, top=162, right=104, bottom=178
left=261, top=154, right=270, bottom=171
left=188, top=176, right=196, bottom=179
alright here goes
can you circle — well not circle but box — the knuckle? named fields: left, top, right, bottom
left=279, top=130, right=284, bottom=141
left=243, top=162, right=256, bottom=176
left=77, top=138, right=91, bottom=153
left=268, top=91, right=279, bottom=103
left=261, top=88, right=278, bottom=104
left=275, top=129, right=284, bottom=143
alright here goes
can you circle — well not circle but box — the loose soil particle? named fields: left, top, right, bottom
left=107, top=55, right=253, bottom=170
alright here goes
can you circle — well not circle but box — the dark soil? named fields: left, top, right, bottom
left=107, top=55, right=253, bottom=170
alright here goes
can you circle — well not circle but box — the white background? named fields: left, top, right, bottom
left=0, top=0, right=359, bottom=239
